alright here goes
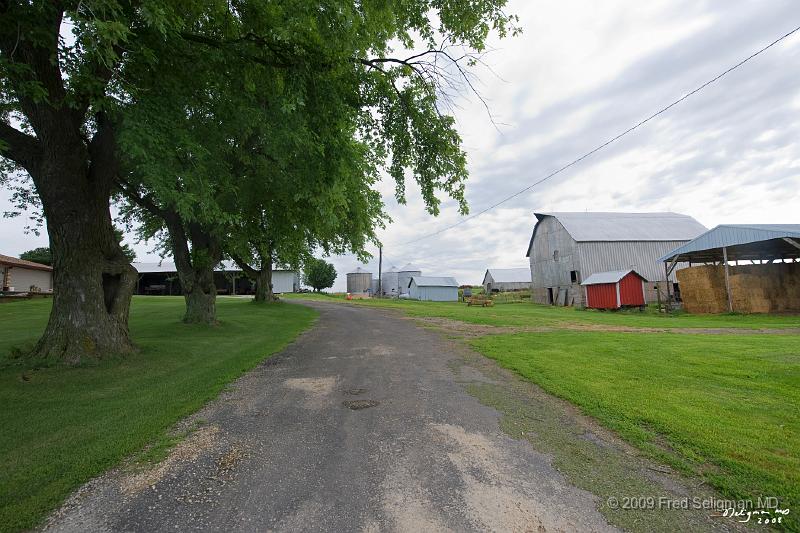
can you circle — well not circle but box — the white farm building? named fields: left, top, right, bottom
left=526, top=212, right=706, bottom=307
left=408, top=276, right=459, bottom=301
left=482, top=268, right=531, bottom=293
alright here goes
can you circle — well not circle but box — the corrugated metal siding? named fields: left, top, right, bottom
left=577, top=241, right=690, bottom=282
left=347, top=272, right=372, bottom=293
left=587, top=283, right=617, bottom=308
left=488, top=281, right=531, bottom=292
left=661, top=224, right=800, bottom=260
left=618, top=273, right=645, bottom=306
left=397, top=270, right=421, bottom=295
left=410, top=284, right=458, bottom=301
left=272, top=271, right=297, bottom=293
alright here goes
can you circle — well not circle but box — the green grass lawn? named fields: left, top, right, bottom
left=0, top=297, right=316, bottom=533
left=471, top=333, right=799, bottom=516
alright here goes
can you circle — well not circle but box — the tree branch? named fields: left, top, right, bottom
left=0, top=120, right=40, bottom=170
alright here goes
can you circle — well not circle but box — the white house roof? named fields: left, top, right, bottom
left=484, top=268, right=531, bottom=284
left=409, top=276, right=458, bottom=288
left=581, top=269, right=646, bottom=285
left=659, top=224, right=800, bottom=262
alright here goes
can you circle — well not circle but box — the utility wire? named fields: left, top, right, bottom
left=395, top=24, right=800, bottom=247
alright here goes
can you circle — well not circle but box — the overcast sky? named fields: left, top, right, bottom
left=3, top=0, right=799, bottom=291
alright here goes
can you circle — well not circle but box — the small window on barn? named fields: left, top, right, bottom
left=570, top=270, right=580, bottom=283
left=553, top=250, right=559, bottom=262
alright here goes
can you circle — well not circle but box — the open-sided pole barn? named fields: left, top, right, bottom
left=660, top=224, right=800, bottom=313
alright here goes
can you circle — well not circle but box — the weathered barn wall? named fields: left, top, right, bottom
left=677, top=263, right=800, bottom=313
left=529, top=216, right=583, bottom=305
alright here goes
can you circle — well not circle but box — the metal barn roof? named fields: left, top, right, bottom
left=581, top=269, right=646, bottom=285
left=484, top=268, right=531, bottom=283
left=539, top=212, right=706, bottom=241
left=659, top=224, right=800, bottom=263
left=408, top=276, right=458, bottom=288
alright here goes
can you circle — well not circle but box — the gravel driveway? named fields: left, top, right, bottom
left=43, top=301, right=727, bottom=532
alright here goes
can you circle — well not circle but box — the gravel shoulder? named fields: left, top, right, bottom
left=43, top=301, right=738, bottom=532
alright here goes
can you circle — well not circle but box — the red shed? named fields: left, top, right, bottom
left=580, top=269, right=647, bottom=309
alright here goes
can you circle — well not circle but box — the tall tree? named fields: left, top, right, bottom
left=304, top=258, right=337, bottom=293
left=0, top=1, right=223, bottom=360
left=3, top=1, right=519, bottom=354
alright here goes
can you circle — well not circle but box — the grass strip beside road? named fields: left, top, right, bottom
left=0, top=297, right=317, bottom=533
left=471, top=331, right=799, bottom=527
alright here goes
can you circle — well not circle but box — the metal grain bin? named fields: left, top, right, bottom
left=397, top=263, right=422, bottom=295
left=346, top=267, right=373, bottom=294
left=381, top=265, right=400, bottom=297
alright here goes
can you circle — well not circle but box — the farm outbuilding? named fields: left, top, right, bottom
left=482, top=268, right=531, bottom=293
left=380, top=265, right=400, bottom=296
left=408, top=276, right=459, bottom=301
left=660, top=224, right=800, bottom=313
left=526, top=212, right=706, bottom=307
left=581, top=269, right=647, bottom=309
left=132, top=262, right=299, bottom=295
left=0, top=254, right=53, bottom=293
left=397, top=264, right=422, bottom=296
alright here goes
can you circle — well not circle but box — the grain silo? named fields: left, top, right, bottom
left=347, top=267, right=372, bottom=294
left=381, top=265, right=400, bottom=296
left=397, top=263, right=422, bottom=295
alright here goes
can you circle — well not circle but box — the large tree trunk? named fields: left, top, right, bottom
left=0, top=8, right=136, bottom=364
left=253, top=250, right=275, bottom=303
left=167, top=218, right=220, bottom=324
left=32, top=147, right=137, bottom=363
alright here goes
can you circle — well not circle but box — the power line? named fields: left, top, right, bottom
left=395, top=24, right=800, bottom=247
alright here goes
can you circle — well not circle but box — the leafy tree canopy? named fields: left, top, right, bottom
left=304, top=258, right=337, bottom=292
left=19, top=247, right=52, bottom=266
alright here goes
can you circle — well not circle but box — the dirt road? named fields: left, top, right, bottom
left=44, top=301, right=730, bottom=532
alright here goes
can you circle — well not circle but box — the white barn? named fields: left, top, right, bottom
left=526, top=212, right=706, bottom=306
left=482, top=268, right=531, bottom=293
left=408, top=276, right=459, bottom=301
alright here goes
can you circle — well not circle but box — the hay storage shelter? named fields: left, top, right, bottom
left=581, top=269, right=646, bottom=309
left=408, top=276, right=459, bottom=301
left=482, top=268, right=531, bottom=293
left=660, top=224, right=800, bottom=313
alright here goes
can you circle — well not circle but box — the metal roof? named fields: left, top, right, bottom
left=399, top=263, right=421, bottom=272
left=347, top=267, right=372, bottom=275
left=408, top=276, right=458, bottom=288
left=0, top=254, right=53, bottom=272
left=659, top=224, right=800, bottom=262
left=581, top=269, right=645, bottom=285
left=484, top=268, right=531, bottom=283
left=132, top=261, right=296, bottom=274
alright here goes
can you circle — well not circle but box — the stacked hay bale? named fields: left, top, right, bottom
left=677, top=265, right=727, bottom=313
left=677, top=262, right=800, bottom=314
